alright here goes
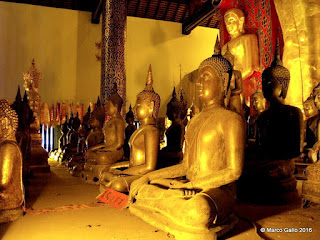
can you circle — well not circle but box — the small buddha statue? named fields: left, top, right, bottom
left=238, top=48, right=303, bottom=204
left=67, top=113, right=75, bottom=144
left=71, top=99, right=105, bottom=177
left=221, top=8, right=260, bottom=101
left=59, top=116, right=69, bottom=150
left=303, top=95, right=320, bottom=163
left=223, top=45, right=243, bottom=116
left=248, top=86, right=266, bottom=139
left=123, top=104, right=136, bottom=160
left=99, top=65, right=160, bottom=193
left=157, top=87, right=185, bottom=169
left=83, top=84, right=125, bottom=183
left=129, top=41, right=245, bottom=240
left=0, top=99, right=24, bottom=223
left=62, top=113, right=81, bottom=163
left=67, top=107, right=91, bottom=169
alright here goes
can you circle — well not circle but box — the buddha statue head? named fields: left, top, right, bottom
left=106, top=83, right=123, bottom=117
left=303, top=94, right=318, bottom=119
left=224, top=8, right=245, bottom=38
left=126, top=104, right=134, bottom=125
left=90, top=96, right=105, bottom=130
left=72, top=113, right=81, bottom=131
left=82, top=106, right=91, bottom=131
left=166, top=87, right=183, bottom=122
left=134, top=65, right=161, bottom=122
left=252, top=86, right=266, bottom=114
left=262, top=48, right=290, bottom=104
left=0, top=99, right=18, bottom=140
left=197, top=38, right=233, bottom=106
left=313, top=83, right=320, bottom=110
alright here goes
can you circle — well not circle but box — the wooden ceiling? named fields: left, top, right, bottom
left=1, top=0, right=221, bottom=29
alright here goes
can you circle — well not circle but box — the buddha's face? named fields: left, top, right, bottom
left=197, top=66, right=222, bottom=103
left=105, top=100, right=118, bottom=116
left=262, top=76, right=284, bottom=103
left=314, top=92, right=320, bottom=110
left=252, top=94, right=265, bottom=112
left=134, top=97, right=153, bottom=121
left=224, top=14, right=243, bottom=36
left=304, top=100, right=318, bottom=118
left=90, top=117, right=100, bottom=129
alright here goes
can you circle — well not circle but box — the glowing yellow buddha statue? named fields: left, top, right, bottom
left=99, top=65, right=160, bottom=193
left=128, top=40, right=245, bottom=240
left=0, top=100, right=24, bottom=223
left=83, top=83, right=125, bottom=184
left=222, top=8, right=260, bottom=101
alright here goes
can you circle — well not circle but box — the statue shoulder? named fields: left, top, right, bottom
left=0, top=140, right=21, bottom=157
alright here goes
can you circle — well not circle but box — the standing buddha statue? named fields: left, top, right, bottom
left=157, top=87, right=185, bottom=169
left=221, top=8, right=260, bottom=102
left=99, top=65, right=160, bottom=193
left=129, top=40, right=245, bottom=240
left=0, top=100, right=24, bottom=223
left=83, top=83, right=125, bottom=184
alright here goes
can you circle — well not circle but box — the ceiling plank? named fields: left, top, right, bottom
left=91, top=0, right=103, bottom=24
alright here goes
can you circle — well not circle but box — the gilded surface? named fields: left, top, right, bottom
left=0, top=100, right=24, bottom=223
left=274, top=0, right=320, bottom=109
left=128, top=44, right=245, bottom=239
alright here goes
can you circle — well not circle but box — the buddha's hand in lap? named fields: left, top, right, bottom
left=150, top=179, right=193, bottom=189
left=129, top=175, right=150, bottom=204
left=109, top=168, right=123, bottom=175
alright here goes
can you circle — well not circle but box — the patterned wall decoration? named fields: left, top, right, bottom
left=100, top=0, right=127, bottom=114
left=218, top=0, right=284, bottom=97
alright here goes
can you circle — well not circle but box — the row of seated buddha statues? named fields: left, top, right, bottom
left=0, top=100, right=24, bottom=223
left=128, top=40, right=245, bottom=240
left=82, top=83, right=126, bottom=184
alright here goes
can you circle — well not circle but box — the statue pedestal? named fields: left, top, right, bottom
left=29, top=132, right=50, bottom=174
left=302, top=164, right=320, bottom=206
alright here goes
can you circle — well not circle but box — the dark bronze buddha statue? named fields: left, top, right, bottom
left=123, top=104, right=136, bottom=160
left=129, top=40, right=245, bottom=240
left=99, top=65, right=160, bottom=193
left=0, top=99, right=24, bottom=223
left=238, top=48, right=303, bottom=204
left=157, top=87, right=185, bottom=169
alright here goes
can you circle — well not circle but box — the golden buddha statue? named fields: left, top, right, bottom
left=83, top=84, right=125, bottom=184
left=99, top=65, right=160, bottom=193
left=238, top=49, right=303, bottom=204
left=157, top=87, right=185, bottom=169
left=0, top=100, right=24, bottom=223
left=248, top=86, right=266, bottom=139
left=222, top=8, right=260, bottom=101
left=223, top=45, right=243, bottom=116
left=128, top=41, right=245, bottom=240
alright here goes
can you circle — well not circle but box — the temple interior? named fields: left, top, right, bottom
left=1, top=0, right=320, bottom=239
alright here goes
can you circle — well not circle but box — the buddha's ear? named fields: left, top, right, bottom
left=239, top=17, right=245, bottom=32
left=149, top=101, right=155, bottom=116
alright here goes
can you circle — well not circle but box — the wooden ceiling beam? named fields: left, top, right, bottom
left=163, top=1, right=171, bottom=20
left=91, top=0, right=103, bottom=24
left=172, top=2, right=180, bottom=21
left=134, top=0, right=141, bottom=16
left=154, top=0, right=161, bottom=19
left=144, top=0, right=152, bottom=18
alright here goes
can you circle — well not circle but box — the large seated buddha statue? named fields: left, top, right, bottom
left=157, top=87, right=185, bottom=169
left=0, top=100, right=24, bottom=223
left=222, top=8, right=260, bottom=102
left=129, top=41, right=245, bottom=240
left=238, top=49, right=303, bottom=204
left=99, top=65, right=160, bottom=193
left=83, top=84, right=125, bottom=184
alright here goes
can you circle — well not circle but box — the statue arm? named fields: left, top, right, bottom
left=104, top=121, right=125, bottom=150
left=241, top=35, right=260, bottom=80
left=188, top=116, right=245, bottom=189
left=87, top=143, right=105, bottom=152
left=0, top=144, right=20, bottom=190
left=121, top=128, right=159, bottom=175
left=109, top=161, right=130, bottom=169
left=232, top=71, right=243, bottom=95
